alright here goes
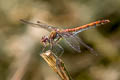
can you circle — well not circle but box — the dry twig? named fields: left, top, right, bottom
left=40, top=50, right=72, bottom=80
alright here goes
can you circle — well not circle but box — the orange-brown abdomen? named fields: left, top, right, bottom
left=62, top=19, right=110, bottom=33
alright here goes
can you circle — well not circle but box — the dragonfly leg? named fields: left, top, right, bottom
left=56, top=57, right=62, bottom=69
left=42, top=45, right=47, bottom=53
left=56, top=44, right=64, bottom=58
left=50, top=43, right=54, bottom=50
left=49, top=38, right=54, bottom=50
left=49, top=43, right=61, bottom=67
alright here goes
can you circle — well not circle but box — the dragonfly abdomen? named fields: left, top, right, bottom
left=62, top=20, right=110, bottom=33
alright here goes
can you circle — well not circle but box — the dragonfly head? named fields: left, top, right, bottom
left=41, top=36, right=49, bottom=45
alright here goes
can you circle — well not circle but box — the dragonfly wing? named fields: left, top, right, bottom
left=60, top=32, right=97, bottom=55
left=74, top=35, right=97, bottom=55
left=56, top=44, right=64, bottom=57
left=20, top=19, right=57, bottom=31
left=61, top=33, right=81, bottom=53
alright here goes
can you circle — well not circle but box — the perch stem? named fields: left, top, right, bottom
left=40, top=50, right=72, bottom=80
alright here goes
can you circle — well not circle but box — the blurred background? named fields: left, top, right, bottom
left=0, top=0, right=120, bottom=80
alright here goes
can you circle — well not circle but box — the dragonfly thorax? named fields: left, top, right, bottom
left=41, top=31, right=62, bottom=46
left=49, top=31, right=58, bottom=39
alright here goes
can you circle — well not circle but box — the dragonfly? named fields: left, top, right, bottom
left=20, top=19, right=110, bottom=56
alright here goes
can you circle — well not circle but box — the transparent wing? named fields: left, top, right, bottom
left=73, top=35, right=97, bottom=55
left=60, top=32, right=81, bottom=53
left=60, top=32, right=97, bottom=55
left=20, top=19, right=57, bottom=32
left=56, top=44, right=64, bottom=57
left=51, top=44, right=64, bottom=57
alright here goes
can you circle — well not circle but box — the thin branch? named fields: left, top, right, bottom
left=40, top=50, right=72, bottom=80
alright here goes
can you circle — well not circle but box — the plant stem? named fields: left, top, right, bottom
left=40, top=50, right=72, bottom=80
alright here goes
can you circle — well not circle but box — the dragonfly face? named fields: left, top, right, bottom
left=41, top=36, right=50, bottom=46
